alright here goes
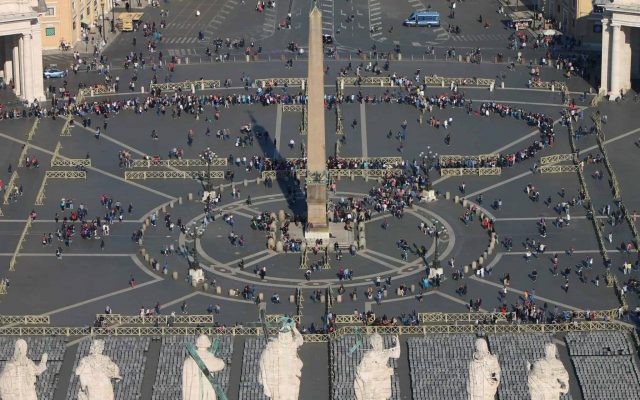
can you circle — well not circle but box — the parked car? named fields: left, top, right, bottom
left=43, top=68, right=66, bottom=79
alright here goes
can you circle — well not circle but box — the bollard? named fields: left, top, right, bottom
left=352, top=293, right=357, bottom=301
left=178, top=196, right=183, bottom=205
left=229, top=289, right=236, bottom=296
left=445, top=192, right=450, bottom=200
left=396, top=288, right=402, bottom=296
left=320, top=295, right=326, bottom=303
left=462, top=198, right=468, bottom=207
left=140, top=248, right=146, bottom=256
left=483, top=251, right=488, bottom=260
left=551, top=84, right=555, bottom=92
left=172, top=271, right=178, bottom=280
left=276, top=241, right=284, bottom=253
left=219, top=184, right=224, bottom=193
left=383, top=289, right=388, bottom=298
left=141, top=86, right=145, bottom=93
left=163, top=268, right=168, bottom=275
left=501, top=81, right=505, bottom=89
left=479, top=256, right=484, bottom=265
left=454, top=195, right=459, bottom=204
left=411, top=284, right=415, bottom=293
left=243, top=179, right=248, bottom=187
left=203, top=282, right=209, bottom=291
left=397, top=53, right=402, bottom=61
left=246, top=54, right=250, bottom=62
left=267, top=237, right=275, bottom=250
left=278, top=210, right=286, bottom=222
left=161, top=205, right=167, bottom=213
left=216, top=286, right=222, bottom=295
left=191, top=84, right=195, bottom=94
left=487, top=245, right=493, bottom=255
left=188, top=193, right=193, bottom=201
left=359, top=237, right=366, bottom=249
left=471, top=261, right=477, bottom=270
left=351, top=174, right=355, bottom=181
left=289, top=295, right=295, bottom=303
left=259, top=293, right=264, bottom=301
left=169, top=201, right=175, bottom=208
left=464, top=265, right=469, bottom=274
left=144, top=254, right=150, bottom=262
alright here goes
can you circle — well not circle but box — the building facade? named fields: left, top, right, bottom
left=600, top=0, right=640, bottom=96
left=39, top=0, right=114, bottom=50
left=545, top=0, right=604, bottom=47
left=0, top=0, right=46, bottom=101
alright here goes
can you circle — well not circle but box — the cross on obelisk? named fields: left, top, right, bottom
left=305, top=3, right=329, bottom=240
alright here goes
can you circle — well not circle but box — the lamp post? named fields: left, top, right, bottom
left=431, top=219, right=447, bottom=269
left=419, top=146, right=438, bottom=190
left=200, top=148, right=216, bottom=193
left=111, top=0, right=116, bottom=33
left=186, top=223, right=205, bottom=269
left=100, top=0, right=105, bottom=39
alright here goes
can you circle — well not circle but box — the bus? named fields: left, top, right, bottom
left=403, top=11, right=440, bottom=28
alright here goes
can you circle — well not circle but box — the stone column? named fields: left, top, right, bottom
left=22, top=33, right=33, bottom=101
left=18, top=35, right=25, bottom=99
left=619, top=26, right=632, bottom=93
left=600, top=18, right=610, bottom=94
left=609, top=23, right=623, bottom=96
left=1, top=40, right=8, bottom=79
left=28, top=25, right=45, bottom=101
left=12, top=37, right=20, bottom=96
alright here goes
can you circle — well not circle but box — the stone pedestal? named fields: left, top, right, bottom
left=189, top=268, right=205, bottom=285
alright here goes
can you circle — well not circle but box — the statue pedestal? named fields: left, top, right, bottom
left=420, top=190, right=437, bottom=202
left=201, top=190, right=216, bottom=203
left=428, top=267, right=444, bottom=280
left=189, top=268, right=205, bottom=284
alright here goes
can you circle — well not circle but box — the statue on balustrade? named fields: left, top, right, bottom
left=0, top=339, right=48, bottom=400
left=353, top=333, right=401, bottom=400
left=183, top=334, right=226, bottom=400
left=527, top=343, right=569, bottom=400
left=259, top=318, right=304, bottom=400
left=467, top=338, right=501, bottom=400
left=75, top=339, right=121, bottom=400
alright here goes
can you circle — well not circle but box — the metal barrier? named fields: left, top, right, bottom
left=264, top=314, right=302, bottom=324
left=9, top=218, right=32, bottom=271
left=439, top=154, right=499, bottom=164
left=255, top=78, right=306, bottom=88
left=149, top=80, right=221, bottom=92
left=51, top=158, right=91, bottom=168
left=129, top=158, right=227, bottom=168
left=0, top=315, right=50, bottom=326
left=539, top=164, right=580, bottom=174
left=261, top=168, right=403, bottom=180
left=27, top=118, right=40, bottom=141
left=124, top=170, right=225, bottom=180
left=439, top=167, right=502, bottom=176
left=96, top=314, right=214, bottom=326
left=60, top=114, right=74, bottom=136
left=424, top=76, right=495, bottom=87
left=0, top=321, right=624, bottom=337
left=340, top=76, right=393, bottom=86
left=78, top=85, right=117, bottom=98
left=35, top=170, right=87, bottom=206
left=282, top=104, right=304, bottom=112
left=540, top=154, right=575, bottom=165
left=2, top=171, right=18, bottom=205
left=530, top=80, right=568, bottom=92
left=567, top=118, right=607, bottom=261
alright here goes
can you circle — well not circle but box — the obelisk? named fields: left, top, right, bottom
left=305, top=2, right=329, bottom=239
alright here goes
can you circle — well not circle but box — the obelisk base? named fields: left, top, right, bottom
left=306, top=183, right=329, bottom=240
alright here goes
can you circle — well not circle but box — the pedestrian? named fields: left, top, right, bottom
left=95, top=127, right=101, bottom=139
left=181, top=301, right=188, bottom=314
left=100, top=239, right=105, bottom=251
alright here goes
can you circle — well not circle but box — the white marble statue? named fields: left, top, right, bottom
left=258, top=321, right=304, bottom=400
left=75, top=339, right=121, bottom=400
left=353, top=334, right=401, bottom=400
left=182, top=334, right=226, bottom=400
left=527, top=343, right=569, bottom=400
left=467, top=338, right=501, bottom=400
left=0, top=339, right=47, bottom=400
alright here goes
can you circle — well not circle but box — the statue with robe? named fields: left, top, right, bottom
left=75, top=339, right=121, bottom=400
left=0, top=339, right=47, bottom=400
left=182, top=334, right=226, bottom=400
left=259, top=320, right=304, bottom=400
left=353, top=334, right=401, bottom=400
left=527, top=343, right=569, bottom=400
left=467, top=338, right=501, bottom=400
